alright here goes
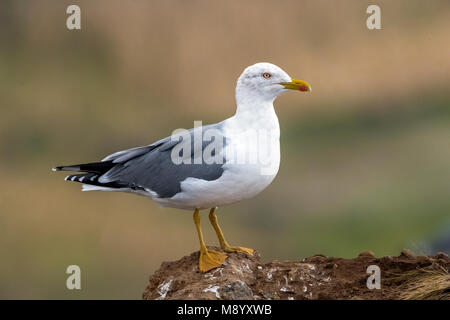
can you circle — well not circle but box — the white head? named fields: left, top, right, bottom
left=236, top=62, right=311, bottom=105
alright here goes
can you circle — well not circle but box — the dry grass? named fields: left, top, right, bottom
left=397, top=267, right=450, bottom=300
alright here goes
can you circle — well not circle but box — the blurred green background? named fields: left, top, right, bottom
left=1, top=0, right=449, bottom=299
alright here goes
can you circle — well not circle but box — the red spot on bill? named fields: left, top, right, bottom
left=299, top=85, right=309, bottom=92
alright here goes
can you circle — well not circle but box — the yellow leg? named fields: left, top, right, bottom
left=208, top=207, right=254, bottom=256
left=193, top=208, right=227, bottom=272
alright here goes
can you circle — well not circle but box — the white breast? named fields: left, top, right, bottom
left=157, top=102, right=281, bottom=210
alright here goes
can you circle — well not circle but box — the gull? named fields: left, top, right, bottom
left=53, top=62, right=311, bottom=272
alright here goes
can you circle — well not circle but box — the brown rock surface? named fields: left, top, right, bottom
left=142, top=248, right=449, bottom=300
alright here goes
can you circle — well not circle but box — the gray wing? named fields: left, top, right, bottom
left=96, top=123, right=226, bottom=198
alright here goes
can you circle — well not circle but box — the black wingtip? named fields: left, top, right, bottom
left=51, top=162, right=114, bottom=174
left=52, top=165, right=81, bottom=172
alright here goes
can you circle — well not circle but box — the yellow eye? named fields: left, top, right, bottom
left=262, top=72, right=272, bottom=79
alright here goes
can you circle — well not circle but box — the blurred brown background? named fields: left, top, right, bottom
left=0, top=0, right=449, bottom=299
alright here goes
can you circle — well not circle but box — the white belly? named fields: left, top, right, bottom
left=156, top=161, right=280, bottom=210
left=155, top=112, right=281, bottom=210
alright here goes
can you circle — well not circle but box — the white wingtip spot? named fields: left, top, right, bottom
left=64, top=175, right=70, bottom=181
left=52, top=168, right=57, bottom=172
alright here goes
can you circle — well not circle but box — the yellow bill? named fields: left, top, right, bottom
left=280, top=79, right=312, bottom=92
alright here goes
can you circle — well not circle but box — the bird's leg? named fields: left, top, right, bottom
left=193, top=208, right=227, bottom=272
left=208, top=207, right=254, bottom=256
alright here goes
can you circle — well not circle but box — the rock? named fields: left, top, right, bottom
left=262, top=292, right=279, bottom=300
left=358, top=250, right=376, bottom=258
left=142, top=249, right=450, bottom=300
left=400, top=249, right=416, bottom=259
left=219, top=280, right=253, bottom=300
